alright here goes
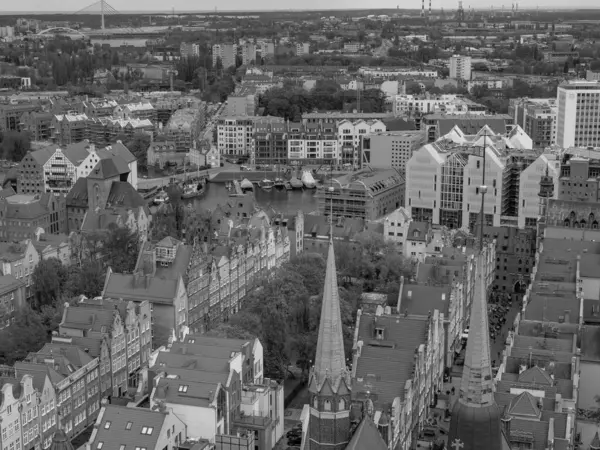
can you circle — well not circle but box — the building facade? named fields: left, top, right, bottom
left=508, top=98, right=556, bottom=148
left=364, top=131, right=427, bottom=172
left=449, top=55, right=472, bottom=80
left=216, top=117, right=255, bottom=159
left=212, top=43, right=238, bottom=69
left=556, top=80, right=600, bottom=148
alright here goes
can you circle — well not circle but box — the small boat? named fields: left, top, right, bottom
left=240, top=178, right=254, bottom=192
left=290, top=177, right=303, bottom=189
left=260, top=178, right=274, bottom=190
left=274, top=177, right=286, bottom=190
left=181, top=183, right=204, bottom=199
left=153, top=190, right=169, bottom=205
left=284, top=181, right=293, bottom=191
left=301, top=170, right=317, bottom=189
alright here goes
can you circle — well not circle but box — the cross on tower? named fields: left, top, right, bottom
left=451, top=439, right=465, bottom=450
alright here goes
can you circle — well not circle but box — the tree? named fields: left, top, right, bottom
left=63, top=260, right=104, bottom=299
left=125, top=133, right=151, bottom=171
left=0, top=307, right=49, bottom=365
left=31, top=258, right=67, bottom=309
left=0, top=131, right=31, bottom=161
left=104, top=226, right=140, bottom=273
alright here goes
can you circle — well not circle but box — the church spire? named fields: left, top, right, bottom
left=458, top=252, right=495, bottom=406
left=311, top=238, right=347, bottom=391
left=448, top=252, right=503, bottom=450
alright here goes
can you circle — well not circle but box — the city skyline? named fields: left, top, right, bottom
left=4, top=0, right=600, bottom=14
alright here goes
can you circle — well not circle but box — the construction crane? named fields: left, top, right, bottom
left=167, top=68, right=178, bottom=91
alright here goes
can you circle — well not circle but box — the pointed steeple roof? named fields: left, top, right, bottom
left=458, top=252, right=495, bottom=406
left=590, top=431, right=600, bottom=450
left=448, top=252, right=503, bottom=450
left=310, top=238, right=348, bottom=393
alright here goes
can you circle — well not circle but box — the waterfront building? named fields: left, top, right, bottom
left=253, top=121, right=288, bottom=165
left=317, top=168, right=405, bottom=221
left=216, top=116, right=255, bottom=160
left=51, top=113, right=89, bottom=146
left=337, top=119, right=386, bottom=168
left=556, top=80, right=600, bottom=148
left=288, top=123, right=339, bottom=165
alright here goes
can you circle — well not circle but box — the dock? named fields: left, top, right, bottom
left=210, top=171, right=278, bottom=183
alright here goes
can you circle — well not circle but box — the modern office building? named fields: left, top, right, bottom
left=556, top=80, right=600, bottom=148
left=405, top=125, right=532, bottom=229
left=288, top=122, right=339, bottom=165
left=508, top=97, right=557, bottom=148
left=449, top=55, right=472, bottom=80
left=364, top=130, right=427, bottom=172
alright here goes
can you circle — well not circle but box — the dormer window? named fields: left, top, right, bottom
left=375, top=327, right=384, bottom=340
left=413, top=230, right=420, bottom=238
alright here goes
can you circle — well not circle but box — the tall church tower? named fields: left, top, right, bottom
left=448, top=253, right=507, bottom=450
left=537, top=164, right=554, bottom=245
left=306, top=238, right=351, bottom=450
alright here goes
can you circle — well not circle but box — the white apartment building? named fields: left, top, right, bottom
left=216, top=117, right=254, bottom=158
left=393, top=94, right=458, bottom=116
left=288, top=138, right=339, bottom=162
left=449, top=55, right=472, bottom=81
left=556, top=80, right=600, bottom=148
left=517, top=153, right=560, bottom=228
left=337, top=119, right=386, bottom=168
left=296, top=42, right=310, bottom=56
left=180, top=42, right=200, bottom=58
left=212, top=43, right=238, bottom=69
left=358, top=67, right=438, bottom=78
left=241, top=43, right=256, bottom=65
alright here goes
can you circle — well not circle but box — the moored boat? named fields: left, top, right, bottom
left=240, top=178, right=254, bottom=192
left=153, top=190, right=169, bottom=204
left=301, top=170, right=316, bottom=189
left=274, top=177, right=286, bottom=190
left=260, top=178, right=274, bottom=190
left=181, top=183, right=204, bottom=199
left=289, top=177, right=303, bottom=189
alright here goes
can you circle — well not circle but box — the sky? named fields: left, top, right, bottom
left=4, top=0, right=600, bottom=13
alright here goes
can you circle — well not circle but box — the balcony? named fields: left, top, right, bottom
left=232, top=410, right=272, bottom=428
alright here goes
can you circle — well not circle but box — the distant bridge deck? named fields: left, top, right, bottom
left=210, top=171, right=279, bottom=183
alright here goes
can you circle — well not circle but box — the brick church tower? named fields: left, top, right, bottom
left=537, top=164, right=555, bottom=247
left=306, top=237, right=351, bottom=450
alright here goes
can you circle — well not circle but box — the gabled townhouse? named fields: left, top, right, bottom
left=102, top=266, right=187, bottom=349
left=31, top=233, right=71, bottom=267
left=0, top=192, right=67, bottom=241
left=0, top=239, right=40, bottom=300
left=55, top=298, right=152, bottom=399
left=0, top=275, right=26, bottom=329
left=150, top=335, right=284, bottom=449
left=337, top=119, right=386, bottom=168
left=85, top=405, right=186, bottom=450
left=15, top=343, right=100, bottom=440
left=382, top=207, right=412, bottom=249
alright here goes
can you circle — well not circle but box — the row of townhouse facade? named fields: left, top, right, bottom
left=187, top=224, right=291, bottom=334
left=0, top=296, right=155, bottom=449
left=219, top=117, right=387, bottom=167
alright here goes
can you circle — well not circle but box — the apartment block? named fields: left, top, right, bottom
left=253, top=120, right=288, bottom=165
left=287, top=122, right=339, bottom=165
left=241, top=42, right=257, bottom=65
left=556, top=80, right=600, bottom=148
left=212, top=43, right=238, bottom=69
left=19, top=111, right=53, bottom=141
left=180, top=41, right=200, bottom=58
left=337, top=119, right=386, bottom=168
left=449, top=55, right=472, bottom=80
left=557, top=151, right=600, bottom=202
left=51, top=112, right=89, bottom=146
left=295, top=42, right=310, bottom=56
left=216, top=117, right=255, bottom=159
left=509, top=97, right=557, bottom=148
left=364, top=130, right=426, bottom=172
left=0, top=103, right=40, bottom=132
left=225, top=86, right=257, bottom=117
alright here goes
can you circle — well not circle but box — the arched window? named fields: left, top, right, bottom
left=593, top=221, right=599, bottom=230
left=564, top=218, right=570, bottom=227
left=580, top=219, right=587, bottom=228
left=313, top=397, right=318, bottom=409
left=324, top=400, right=331, bottom=412
left=574, top=221, right=579, bottom=229
left=94, top=184, right=100, bottom=206
left=338, top=399, right=345, bottom=411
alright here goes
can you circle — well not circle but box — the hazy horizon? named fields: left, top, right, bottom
left=3, top=0, right=600, bottom=14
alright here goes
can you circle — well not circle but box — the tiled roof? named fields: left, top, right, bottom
left=98, top=142, right=136, bottom=164
left=517, top=366, right=554, bottom=385
left=0, top=275, right=24, bottom=295
left=154, top=352, right=230, bottom=374
left=510, top=417, right=549, bottom=450
left=357, top=313, right=428, bottom=350
left=153, top=377, right=218, bottom=407
left=508, top=391, right=540, bottom=418
left=3, top=196, right=48, bottom=220
left=0, top=242, right=28, bottom=262
left=28, top=148, right=54, bottom=166
left=87, top=157, right=129, bottom=180
left=65, top=178, right=88, bottom=208
left=346, top=416, right=388, bottom=450
left=398, top=284, right=451, bottom=316
left=103, top=272, right=179, bottom=305
left=106, top=181, right=146, bottom=210
left=406, top=221, right=429, bottom=242
left=62, top=141, right=93, bottom=167
left=15, top=361, right=65, bottom=385
left=304, top=215, right=365, bottom=240
left=61, top=305, right=115, bottom=333
left=90, top=405, right=167, bottom=450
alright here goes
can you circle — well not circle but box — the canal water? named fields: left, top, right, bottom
left=190, top=182, right=319, bottom=215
